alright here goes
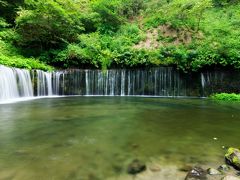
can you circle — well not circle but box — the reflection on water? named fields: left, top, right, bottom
left=0, top=97, right=239, bottom=179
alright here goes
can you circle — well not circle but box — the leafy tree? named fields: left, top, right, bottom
left=160, top=0, right=212, bottom=30
left=91, top=0, right=123, bottom=33
left=0, top=0, right=24, bottom=23
left=16, top=0, right=95, bottom=51
left=188, top=0, right=212, bottom=31
left=118, top=0, right=145, bottom=18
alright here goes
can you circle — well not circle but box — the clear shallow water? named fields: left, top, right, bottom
left=0, top=97, right=239, bottom=180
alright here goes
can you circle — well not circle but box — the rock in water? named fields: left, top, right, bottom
left=225, top=147, right=240, bottom=170
left=218, top=164, right=231, bottom=172
left=207, top=168, right=222, bottom=175
left=222, top=175, right=240, bottom=180
left=185, top=167, right=207, bottom=180
left=179, top=164, right=193, bottom=172
left=127, top=159, right=146, bottom=175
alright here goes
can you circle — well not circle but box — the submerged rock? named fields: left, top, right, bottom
left=222, top=175, right=240, bottom=180
left=218, top=164, right=231, bottom=172
left=149, top=163, right=161, bottom=172
left=225, top=148, right=240, bottom=170
left=185, top=167, right=207, bottom=180
left=127, top=159, right=146, bottom=175
left=179, top=164, right=193, bottom=172
left=207, top=168, right=222, bottom=175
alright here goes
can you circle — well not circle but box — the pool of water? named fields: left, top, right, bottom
left=0, top=97, right=239, bottom=179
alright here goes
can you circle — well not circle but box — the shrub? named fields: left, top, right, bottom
left=210, top=93, right=240, bottom=101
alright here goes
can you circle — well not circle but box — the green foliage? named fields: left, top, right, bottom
left=118, top=0, right=145, bottom=18
left=145, top=0, right=212, bottom=30
left=0, top=17, right=9, bottom=28
left=15, top=0, right=93, bottom=50
left=91, top=0, right=144, bottom=33
left=0, top=18, right=52, bottom=70
left=213, top=0, right=239, bottom=7
left=0, top=0, right=24, bottom=23
left=0, top=53, right=53, bottom=71
left=210, top=93, right=240, bottom=101
left=0, top=0, right=240, bottom=71
left=91, top=0, right=123, bottom=33
left=40, top=23, right=146, bottom=69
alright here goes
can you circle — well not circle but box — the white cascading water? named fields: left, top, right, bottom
left=36, top=70, right=54, bottom=96
left=15, top=68, right=33, bottom=97
left=0, top=65, right=231, bottom=103
left=0, top=65, right=61, bottom=103
left=0, top=65, right=20, bottom=101
left=121, top=70, right=125, bottom=96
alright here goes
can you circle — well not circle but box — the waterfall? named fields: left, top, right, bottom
left=53, top=68, right=239, bottom=97
left=85, top=70, right=89, bottom=95
left=61, top=68, right=187, bottom=96
left=201, top=73, right=206, bottom=89
left=0, top=66, right=20, bottom=101
left=1, top=65, right=239, bottom=103
left=0, top=66, right=62, bottom=102
left=121, top=70, right=125, bottom=96
left=15, top=69, right=33, bottom=97
left=53, top=72, right=61, bottom=95
left=36, top=70, right=55, bottom=96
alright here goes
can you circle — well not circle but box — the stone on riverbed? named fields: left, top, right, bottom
left=225, top=148, right=240, bottom=170
left=185, top=167, right=207, bottom=180
left=149, top=163, right=161, bottom=172
left=207, top=168, right=222, bottom=175
left=179, top=164, right=193, bottom=172
left=218, top=164, right=231, bottom=172
left=127, top=159, right=146, bottom=175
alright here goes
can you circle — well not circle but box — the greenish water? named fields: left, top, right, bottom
left=0, top=97, right=239, bottom=179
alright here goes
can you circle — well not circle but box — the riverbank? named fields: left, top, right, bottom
left=108, top=148, right=240, bottom=180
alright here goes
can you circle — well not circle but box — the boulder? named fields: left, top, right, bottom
left=185, top=166, right=207, bottom=180
left=225, top=148, right=240, bottom=170
left=127, top=159, right=146, bottom=175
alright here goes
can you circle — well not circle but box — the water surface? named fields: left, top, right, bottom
left=0, top=97, right=239, bottom=179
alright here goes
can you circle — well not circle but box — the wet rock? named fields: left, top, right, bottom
left=179, top=164, right=193, bottom=172
left=127, top=159, right=146, bottom=175
left=225, top=148, right=240, bottom=170
left=218, top=165, right=231, bottom=172
left=221, top=175, right=240, bottom=180
left=207, top=168, right=222, bottom=175
left=185, top=167, right=207, bottom=180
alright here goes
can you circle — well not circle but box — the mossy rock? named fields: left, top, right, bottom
left=225, top=147, right=240, bottom=170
